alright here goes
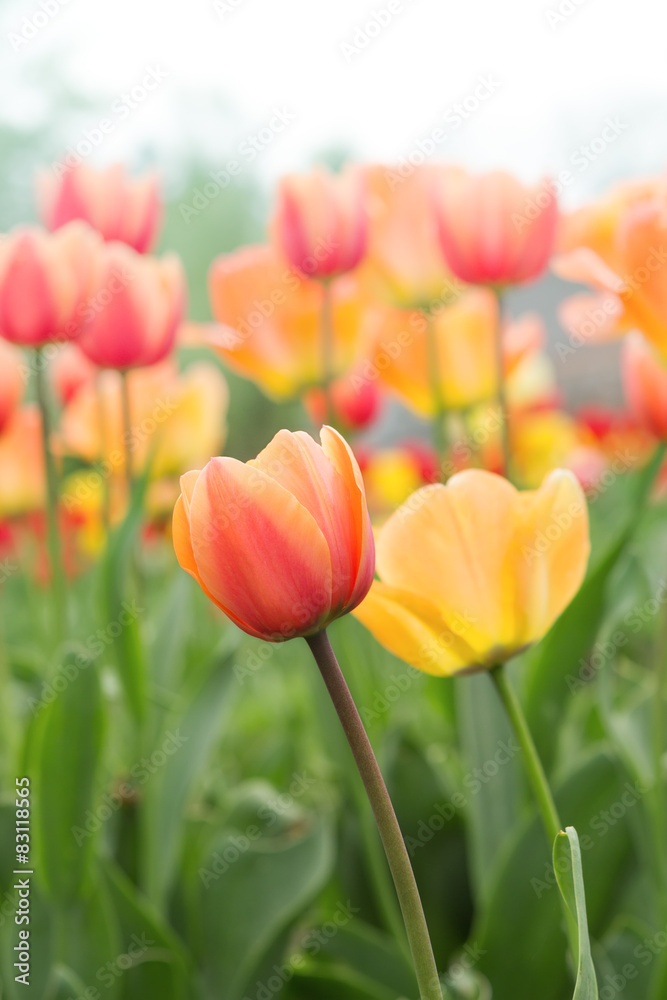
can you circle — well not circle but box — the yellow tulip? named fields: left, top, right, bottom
left=353, top=469, right=589, bottom=676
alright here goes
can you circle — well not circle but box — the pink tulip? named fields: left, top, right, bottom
left=271, top=166, right=367, bottom=278
left=77, top=242, right=186, bottom=370
left=37, top=163, right=161, bottom=253
left=0, top=223, right=100, bottom=347
left=434, top=169, right=558, bottom=286
left=51, top=343, right=97, bottom=405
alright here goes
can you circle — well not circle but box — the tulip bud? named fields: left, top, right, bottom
left=173, top=426, right=375, bottom=641
left=37, top=163, right=161, bottom=253
left=271, top=166, right=367, bottom=278
left=77, top=242, right=186, bottom=370
left=0, top=223, right=100, bottom=347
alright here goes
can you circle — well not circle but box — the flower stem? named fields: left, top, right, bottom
left=490, top=663, right=578, bottom=962
left=493, top=289, right=512, bottom=481
left=35, top=348, right=66, bottom=642
left=306, top=630, right=443, bottom=1000
left=320, top=278, right=336, bottom=426
left=425, top=311, right=449, bottom=478
left=96, top=373, right=111, bottom=535
left=651, top=599, right=667, bottom=924
left=120, top=370, right=133, bottom=500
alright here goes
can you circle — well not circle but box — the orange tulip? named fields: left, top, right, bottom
left=271, top=165, right=367, bottom=278
left=173, top=427, right=375, bottom=641
left=77, top=241, right=186, bottom=370
left=207, top=245, right=369, bottom=399
left=37, top=163, right=161, bottom=253
left=554, top=182, right=667, bottom=357
left=0, top=406, right=45, bottom=517
left=434, top=169, right=558, bottom=286
left=354, top=469, right=589, bottom=676
left=622, top=333, right=667, bottom=439
left=358, top=164, right=461, bottom=309
left=0, top=339, right=25, bottom=434
left=0, top=223, right=100, bottom=347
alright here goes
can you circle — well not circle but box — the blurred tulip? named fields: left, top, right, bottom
left=77, top=242, right=186, bottom=369
left=434, top=169, right=558, bottom=286
left=173, top=427, right=375, bottom=641
left=37, top=163, right=161, bottom=253
left=623, top=333, right=667, bottom=439
left=354, top=469, right=589, bottom=675
left=357, top=442, right=438, bottom=521
left=271, top=165, right=367, bottom=278
left=0, top=222, right=100, bottom=347
left=303, top=370, right=381, bottom=431
left=60, top=359, right=228, bottom=485
left=50, top=343, right=97, bottom=405
left=0, top=339, right=25, bottom=434
left=207, top=245, right=369, bottom=399
left=511, top=410, right=581, bottom=488
left=358, top=164, right=460, bottom=309
left=0, top=406, right=45, bottom=517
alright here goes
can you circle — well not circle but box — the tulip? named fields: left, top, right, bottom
left=207, top=245, right=367, bottom=399
left=0, top=222, right=100, bottom=347
left=37, top=163, right=161, bottom=253
left=354, top=468, right=589, bottom=676
left=76, top=242, right=185, bottom=370
left=623, top=333, right=667, bottom=439
left=303, top=371, right=381, bottom=431
left=358, top=164, right=461, bottom=309
left=271, top=166, right=367, bottom=278
left=50, top=343, right=97, bottom=406
left=0, top=406, right=45, bottom=518
left=0, top=339, right=25, bottom=435
left=434, top=169, right=558, bottom=286
left=173, top=426, right=374, bottom=641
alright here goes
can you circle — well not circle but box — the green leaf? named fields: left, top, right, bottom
left=32, top=648, right=106, bottom=902
left=553, top=827, right=599, bottom=999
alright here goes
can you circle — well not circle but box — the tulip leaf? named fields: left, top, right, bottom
left=553, top=827, right=599, bottom=999
left=32, top=648, right=106, bottom=903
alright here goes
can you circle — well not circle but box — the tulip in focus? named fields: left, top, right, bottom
left=173, top=427, right=375, bottom=641
left=37, top=163, right=161, bottom=253
left=0, top=339, right=25, bottom=434
left=0, top=223, right=100, bottom=347
left=354, top=469, right=589, bottom=675
left=623, top=333, right=667, bottom=439
left=434, top=169, right=558, bottom=286
left=77, top=242, right=186, bottom=370
left=271, top=165, right=367, bottom=278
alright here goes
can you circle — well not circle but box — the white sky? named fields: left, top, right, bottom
left=2, top=0, right=667, bottom=204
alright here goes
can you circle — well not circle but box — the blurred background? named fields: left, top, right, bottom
left=3, top=0, right=667, bottom=436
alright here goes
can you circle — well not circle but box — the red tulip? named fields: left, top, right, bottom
left=0, top=339, right=25, bottom=434
left=37, top=163, right=161, bottom=253
left=76, top=242, right=186, bottom=370
left=271, top=166, right=367, bottom=278
left=0, top=223, right=100, bottom=347
left=173, top=427, right=375, bottom=640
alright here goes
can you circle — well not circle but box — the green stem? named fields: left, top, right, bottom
left=320, top=279, right=335, bottom=427
left=490, top=663, right=578, bottom=963
left=120, top=370, right=133, bottom=500
left=306, top=630, right=443, bottom=1000
left=35, top=348, right=66, bottom=643
left=425, top=310, right=449, bottom=478
left=96, top=373, right=111, bottom=535
left=493, top=289, right=512, bottom=481
left=651, top=598, right=667, bottom=923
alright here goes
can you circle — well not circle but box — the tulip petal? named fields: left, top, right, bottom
left=189, top=457, right=333, bottom=640
left=353, top=581, right=478, bottom=676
